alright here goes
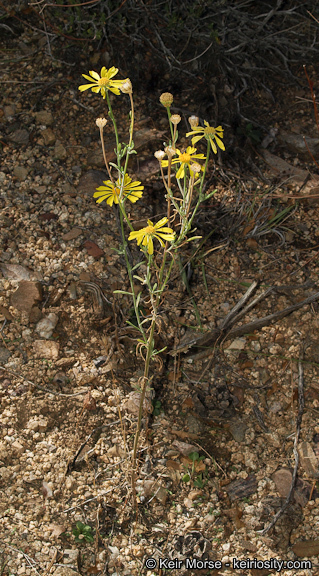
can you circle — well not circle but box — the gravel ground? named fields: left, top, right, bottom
left=1, top=20, right=319, bottom=576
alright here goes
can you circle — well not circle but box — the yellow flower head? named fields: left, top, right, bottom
left=79, top=66, right=125, bottom=99
left=161, top=146, right=206, bottom=179
left=93, top=174, right=144, bottom=206
left=186, top=121, right=225, bottom=154
left=128, top=217, right=175, bottom=255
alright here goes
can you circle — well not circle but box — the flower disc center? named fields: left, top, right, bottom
left=144, top=225, right=154, bottom=234
left=179, top=153, right=191, bottom=163
left=204, top=127, right=216, bottom=136
left=99, top=77, right=110, bottom=86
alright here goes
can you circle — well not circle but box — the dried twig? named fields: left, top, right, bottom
left=253, top=403, right=269, bottom=433
left=62, top=488, right=115, bottom=513
left=220, top=280, right=259, bottom=329
left=172, top=288, right=319, bottom=360
left=258, top=353, right=305, bottom=534
left=42, top=548, right=58, bottom=576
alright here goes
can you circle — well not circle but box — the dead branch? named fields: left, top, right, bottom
left=171, top=286, right=319, bottom=360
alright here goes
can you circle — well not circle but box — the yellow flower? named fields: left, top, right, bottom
left=162, top=146, right=206, bottom=179
left=79, top=66, right=125, bottom=98
left=186, top=121, right=225, bottom=154
left=128, top=217, right=175, bottom=255
left=93, top=174, right=144, bottom=206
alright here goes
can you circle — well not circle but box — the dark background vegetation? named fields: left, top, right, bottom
left=2, top=0, right=319, bottom=149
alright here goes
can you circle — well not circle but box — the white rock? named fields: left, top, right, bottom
left=221, top=555, right=230, bottom=563
left=35, top=313, right=58, bottom=338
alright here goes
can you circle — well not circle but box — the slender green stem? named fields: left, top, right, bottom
left=199, top=140, right=211, bottom=200
left=167, top=155, right=174, bottom=225
left=122, top=92, right=135, bottom=179
left=106, top=91, right=120, bottom=165
left=118, top=198, right=134, bottom=232
left=131, top=313, right=156, bottom=505
left=159, top=252, right=174, bottom=296
left=167, top=107, right=174, bottom=141
left=187, top=197, right=201, bottom=231
left=99, top=126, right=113, bottom=181
left=118, top=207, right=146, bottom=341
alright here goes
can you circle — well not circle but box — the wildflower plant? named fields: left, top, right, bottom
left=78, top=66, right=225, bottom=505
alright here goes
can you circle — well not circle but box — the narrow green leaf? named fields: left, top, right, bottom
left=135, top=291, right=142, bottom=308
left=133, top=275, right=145, bottom=283
left=153, top=346, right=167, bottom=355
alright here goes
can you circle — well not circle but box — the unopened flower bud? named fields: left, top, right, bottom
left=160, top=92, right=173, bottom=107
left=154, top=150, right=165, bottom=161
left=189, top=115, right=199, bottom=129
left=120, top=79, right=133, bottom=94
left=170, top=114, right=181, bottom=125
left=164, top=146, right=176, bottom=159
left=96, top=117, right=107, bottom=128
left=190, top=162, right=201, bottom=174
